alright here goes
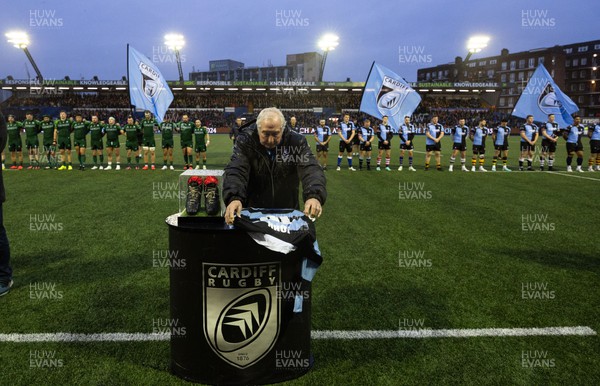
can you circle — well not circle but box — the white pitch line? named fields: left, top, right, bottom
left=311, top=326, right=596, bottom=339
left=545, top=171, right=600, bottom=182
left=0, top=326, right=595, bottom=343
left=0, top=332, right=170, bottom=343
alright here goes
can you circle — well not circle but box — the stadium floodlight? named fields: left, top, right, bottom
left=318, top=33, right=339, bottom=82
left=464, top=35, right=490, bottom=62
left=164, top=33, right=185, bottom=83
left=5, top=31, right=43, bottom=82
left=6, top=31, right=29, bottom=48
left=165, top=33, right=185, bottom=51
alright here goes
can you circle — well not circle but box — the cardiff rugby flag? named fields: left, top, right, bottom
left=360, top=62, right=421, bottom=129
left=127, top=45, right=173, bottom=122
left=512, top=63, right=578, bottom=127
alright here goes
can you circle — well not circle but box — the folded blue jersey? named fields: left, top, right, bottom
left=234, top=208, right=322, bottom=281
left=234, top=208, right=322, bottom=313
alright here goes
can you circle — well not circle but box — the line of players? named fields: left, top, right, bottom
left=312, top=113, right=600, bottom=172
left=4, top=110, right=210, bottom=171
left=7, top=109, right=600, bottom=173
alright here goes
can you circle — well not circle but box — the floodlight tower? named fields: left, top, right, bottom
left=465, top=35, right=490, bottom=62
left=457, top=35, right=490, bottom=82
left=5, top=31, right=43, bottom=82
left=318, top=34, right=339, bottom=82
left=164, top=33, right=185, bottom=83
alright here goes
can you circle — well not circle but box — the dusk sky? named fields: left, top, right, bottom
left=1, top=0, right=598, bottom=82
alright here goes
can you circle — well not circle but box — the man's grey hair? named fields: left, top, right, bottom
left=257, top=107, right=286, bottom=131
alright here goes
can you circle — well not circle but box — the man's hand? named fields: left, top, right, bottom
left=224, top=200, right=242, bottom=225
left=304, top=198, right=322, bottom=220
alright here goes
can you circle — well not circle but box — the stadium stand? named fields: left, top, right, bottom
left=1, top=90, right=519, bottom=129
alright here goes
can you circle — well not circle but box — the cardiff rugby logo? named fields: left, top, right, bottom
left=203, top=262, right=280, bottom=368
left=538, top=82, right=563, bottom=115
left=138, top=62, right=165, bottom=101
left=376, top=76, right=410, bottom=117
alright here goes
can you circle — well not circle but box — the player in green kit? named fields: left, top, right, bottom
left=140, top=110, right=158, bottom=170
left=53, top=111, right=73, bottom=170
left=123, top=116, right=141, bottom=170
left=160, top=116, right=175, bottom=170
left=40, top=115, right=56, bottom=169
left=6, top=115, right=24, bottom=169
left=7, top=114, right=24, bottom=169
left=193, top=119, right=210, bottom=169
left=104, top=117, right=123, bottom=170
left=22, top=112, right=41, bottom=169
left=178, top=114, right=194, bottom=170
left=72, top=113, right=90, bottom=170
left=88, top=115, right=104, bottom=170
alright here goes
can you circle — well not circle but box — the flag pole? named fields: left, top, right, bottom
left=358, top=61, right=376, bottom=107
left=126, top=44, right=135, bottom=121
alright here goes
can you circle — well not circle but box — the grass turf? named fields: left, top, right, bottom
left=0, top=134, right=598, bottom=385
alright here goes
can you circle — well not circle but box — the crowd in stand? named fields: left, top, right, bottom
left=2, top=91, right=525, bottom=128
left=4, top=92, right=361, bottom=110
left=4, top=94, right=130, bottom=108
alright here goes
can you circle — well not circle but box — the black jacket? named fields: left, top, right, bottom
left=224, top=125, right=326, bottom=209
left=229, top=124, right=241, bottom=142
left=0, top=110, right=6, bottom=203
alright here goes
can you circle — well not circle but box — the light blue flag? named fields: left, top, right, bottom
left=127, top=45, right=173, bottom=123
left=512, top=63, right=578, bottom=127
left=359, top=62, right=421, bottom=129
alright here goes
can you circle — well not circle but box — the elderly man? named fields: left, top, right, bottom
left=224, top=107, right=326, bottom=224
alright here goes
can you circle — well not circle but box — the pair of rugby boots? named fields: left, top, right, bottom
left=186, top=176, right=220, bottom=216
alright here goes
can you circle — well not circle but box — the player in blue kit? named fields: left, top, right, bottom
left=376, top=115, right=393, bottom=171
left=491, top=118, right=512, bottom=172
left=336, top=113, right=356, bottom=171
left=470, top=119, right=488, bottom=172
left=563, top=115, right=585, bottom=172
left=448, top=118, right=469, bottom=172
left=358, top=119, right=375, bottom=171
left=519, top=115, right=539, bottom=171
left=424, top=115, right=444, bottom=171
left=588, top=120, right=600, bottom=172
left=314, top=119, right=331, bottom=170
left=540, top=114, right=560, bottom=171
left=397, top=116, right=416, bottom=171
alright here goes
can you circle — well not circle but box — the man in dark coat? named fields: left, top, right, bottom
left=0, top=109, right=13, bottom=297
left=229, top=117, right=243, bottom=144
left=223, top=107, right=326, bottom=224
